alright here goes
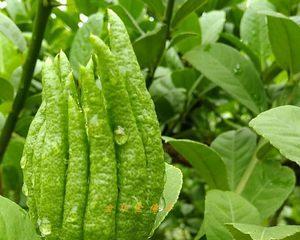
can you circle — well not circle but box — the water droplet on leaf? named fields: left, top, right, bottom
left=114, top=126, right=128, bottom=145
left=233, top=64, right=242, bottom=75
left=159, top=197, right=166, bottom=212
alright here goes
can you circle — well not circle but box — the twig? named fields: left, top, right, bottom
left=146, top=0, right=175, bottom=87
left=163, top=0, right=175, bottom=39
left=0, top=0, right=52, bottom=162
left=164, top=143, right=191, bottom=167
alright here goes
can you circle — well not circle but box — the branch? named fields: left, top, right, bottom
left=164, top=143, right=191, bottom=167
left=146, top=0, right=175, bottom=88
left=163, top=0, right=175, bottom=39
left=0, top=0, right=52, bottom=162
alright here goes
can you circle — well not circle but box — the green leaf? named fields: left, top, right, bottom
left=52, top=8, right=79, bottom=32
left=73, top=0, right=101, bottom=15
left=0, top=12, right=27, bottom=52
left=0, top=112, right=4, bottom=132
left=269, top=0, right=299, bottom=15
left=241, top=161, right=295, bottom=218
left=250, top=105, right=300, bottom=165
left=0, top=33, right=24, bottom=79
left=149, top=69, right=186, bottom=123
left=169, top=32, right=199, bottom=48
left=171, top=68, right=199, bottom=92
left=184, top=43, right=267, bottom=114
left=200, top=10, right=226, bottom=45
left=212, top=129, right=294, bottom=219
left=25, top=93, right=42, bottom=110
left=133, top=25, right=167, bottom=69
left=151, top=163, right=183, bottom=235
left=6, top=0, right=29, bottom=24
left=0, top=102, right=12, bottom=115
left=204, top=190, right=261, bottom=240
left=69, top=13, right=104, bottom=78
left=0, top=196, right=39, bottom=240
left=173, top=13, right=202, bottom=53
left=109, top=4, right=144, bottom=37
left=211, top=128, right=257, bottom=191
left=163, top=48, right=184, bottom=70
left=141, top=0, right=165, bottom=19
left=220, top=32, right=261, bottom=72
left=1, top=137, right=25, bottom=202
left=119, top=0, right=144, bottom=19
left=167, top=139, right=229, bottom=190
left=290, top=16, right=300, bottom=25
left=0, top=78, right=14, bottom=101
left=217, top=0, right=244, bottom=8
left=227, top=223, right=300, bottom=240
left=172, top=0, right=207, bottom=27
left=15, top=115, right=34, bottom=137
left=46, top=23, right=73, bottom=54
left=267, top=14, right=300, bottom=74
left=240, top=1, right=274, bottom=68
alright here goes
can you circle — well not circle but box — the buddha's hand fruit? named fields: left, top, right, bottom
left=21, top=10, right=165, bottom=240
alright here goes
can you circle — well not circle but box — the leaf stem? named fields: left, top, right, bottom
left=0, top=0, right=52, bottom=163
left=235, top=138, right=266, bottom=194
left=165, top=75, right=204, bottom=135
left=235, top=152, right=258, bottom=195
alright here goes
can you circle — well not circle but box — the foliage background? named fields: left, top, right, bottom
left=1, top=0, right=300, bottom=239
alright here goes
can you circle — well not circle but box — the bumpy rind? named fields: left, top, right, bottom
left=108, top=9, right=165, bottom=232
left=33, top=121, right=46, bottom=220
left=21, top=103, right=46, bottom=224
left=91, top=36, right=149, bottom=239
left=55, top=51, right=71, bottom=86
left=39, top=58, right=68, bottom=240
left=80, top=60, right=118, bottom=240
left=61, top=91, right=89, bottom=240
